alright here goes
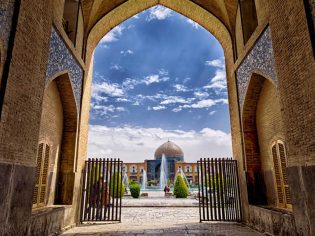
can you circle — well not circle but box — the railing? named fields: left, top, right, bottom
left=80, top=158, right=123, bottom=222
left=197, top=158, right=242, bottom=222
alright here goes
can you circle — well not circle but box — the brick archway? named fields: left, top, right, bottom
left=43, top=72, right=78, bottom=205
left=242, top=73, right=283, bottom=206
left=78, top=0, right=240, bottom=173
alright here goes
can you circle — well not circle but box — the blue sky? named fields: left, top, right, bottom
left=87, top=6, right=232, bottom=162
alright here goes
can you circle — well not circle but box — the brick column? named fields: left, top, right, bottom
left=269, top=0, right=315, bottom=235
left=0, top=0, right=53, bottom=235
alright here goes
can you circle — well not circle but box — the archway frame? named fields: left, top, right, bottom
left=42, top=71, right=79, bottom=205
left=241, top=72, right=283, bottom=205
left=241, top=72, right=277, bottom=170
left=78, top=0, right=241, bottom=164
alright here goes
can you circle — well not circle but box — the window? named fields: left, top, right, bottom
left=33, top=143, right=50, bottom=208
left=185, top=165, right=192, bottom=173
left=271, top=140, right=292, bottom=209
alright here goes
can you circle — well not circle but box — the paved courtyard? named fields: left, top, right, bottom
left=62, top=207, right=262, bottom=235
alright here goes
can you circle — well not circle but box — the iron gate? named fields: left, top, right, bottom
left=197, top=158, right=241, bottom=222
left=80, top=158, right=123, bottom=222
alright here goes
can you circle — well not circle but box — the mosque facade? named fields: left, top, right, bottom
left=123, top=141, right=198, bottom=186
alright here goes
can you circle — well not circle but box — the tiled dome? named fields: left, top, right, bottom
left=154, top=140, right=184, bottom=160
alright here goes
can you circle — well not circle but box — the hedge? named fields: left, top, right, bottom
left=173, top=174, right=189, bottom=198
left=129, top=183, right=141, bottom=198
left=109, top=171, right=125, bottom=198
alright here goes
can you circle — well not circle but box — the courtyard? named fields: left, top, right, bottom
left=1, top=1, right=314, bottom=236
left=63, top=205, right=261, bottom=236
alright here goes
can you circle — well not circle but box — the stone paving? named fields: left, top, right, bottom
left=62, top=207, right=262, bottom=236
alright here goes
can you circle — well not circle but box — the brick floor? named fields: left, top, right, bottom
left=61, top=207, right=262, bottom=235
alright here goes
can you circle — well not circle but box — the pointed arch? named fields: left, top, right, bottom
left=242, top=73, right=287, bottom=207
left=36, top=72, right=78, bottom=206
left=85, top=0, right=233, bottom=70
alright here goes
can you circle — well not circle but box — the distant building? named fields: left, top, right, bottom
left=123, top=141, right=198, bottom=185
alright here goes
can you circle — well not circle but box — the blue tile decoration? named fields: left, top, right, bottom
left=236, top=27, right=277, bottom=107
left=46, top=27, right=83, bottom=112
left=0, top=0, right=15, bottom=53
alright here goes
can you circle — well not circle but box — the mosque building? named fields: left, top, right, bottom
left=123, top=141, right=198, bottom=186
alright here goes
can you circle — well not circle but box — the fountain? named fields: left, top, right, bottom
left=122, top=172, right=129, bottom=192
left=141, top=170, right=147, bottom=190
left=179, top=168, right=190, bottom=190
left=160, top=154, right=168, bottom=189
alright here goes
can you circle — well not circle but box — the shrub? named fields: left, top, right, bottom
left=109, top=171, right=125, bottom=198
left=173, top=174, right=189, bottom=198
left=129, top=183, right=141, bottom=198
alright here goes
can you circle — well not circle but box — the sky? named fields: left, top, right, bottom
left=87, top=6, right=232, bottom=162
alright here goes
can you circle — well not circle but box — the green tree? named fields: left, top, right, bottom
left=109, top=171, right=125, bottom=198
left=129, top=183, right=141, bottom=198
left=173, top=175, right=189, bottom=198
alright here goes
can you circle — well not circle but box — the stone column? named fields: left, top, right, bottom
left=269, top=0, right=315, bottom=235
left=0, top=0, right=53, bottom=235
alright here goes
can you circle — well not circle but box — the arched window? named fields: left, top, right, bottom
left=239, top=0, right=258, bottom=44
left=130, top=165, right=137, bottom=173
left=185, top=165, right=192, bottom=173
left=33, top=143, right=50, bottom=208
left=271, top=140, right=292, bottom=208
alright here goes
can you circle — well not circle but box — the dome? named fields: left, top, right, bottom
left=154, top=140, right=184, bottom=160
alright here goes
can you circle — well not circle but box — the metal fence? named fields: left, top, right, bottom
left=197, top=158, right=242, bottom=222
left=80, top=158, right=123, bottom=222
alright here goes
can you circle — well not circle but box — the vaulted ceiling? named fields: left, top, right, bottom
left=81, top=0, right=238, bottom=36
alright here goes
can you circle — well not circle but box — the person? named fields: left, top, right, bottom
left=164, top=185, right=170, bottom=193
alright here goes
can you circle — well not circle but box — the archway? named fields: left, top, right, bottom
left=34, top=72, right=78, bottom=209
left=242, top=73, right=291, bottom=208
left=78, top=0, right=240, bottom=175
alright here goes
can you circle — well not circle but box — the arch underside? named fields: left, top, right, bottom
left=85, top=0, right=234, bottom=68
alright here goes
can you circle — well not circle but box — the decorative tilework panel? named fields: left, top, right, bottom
left=0, top=0, right=15, bottom=53
left=236, top=27, right=277, bottom=107
left=46, top=27, right=83, bottom=111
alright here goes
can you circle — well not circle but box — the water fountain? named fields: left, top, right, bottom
left=179, top=168, right=190, bottom=190
left=160, top=154, right=168, bottom=189
left=141, top=170, right=147, bottom=190
left=122, top=172, right=129, bottom=192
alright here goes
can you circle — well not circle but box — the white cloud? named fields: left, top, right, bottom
left=152, top=105, right=166, bottom=111
left=147, top=5, right=172, bottom=21
left=205, top=59, right=225, bottom=68
left=160, top=96, right=191, bottom=105
left=116, top=107, right=126, bottom=112
left=122, top=70, right=169, bottom=89
left=132, top=14, right=140, bottom=19
left=203, top=70, right=227, bottom=90
left=100, top=25, right=125, bottom=44
left=194, top=91, right=209, bottom=98
left=204, top=58, right=227, bottom=91
left=172, top=107, right=182, bottom=112
left=110, top=64, right=123, bottom=70
left=120, top=50, right=134, bottom=55
left=92, top=94, right=108, bottom=102
left=116, top=98, right=128, bottom=102
left=92, top=81, right=124, bottom=97
left=190, top=99, right=216, bottom=108
left=143, top=74, right=169, bottom=85
left=172, top=98, right=227, bottom=112
left=186, top=19, right=199, bottom=29
left=87, top=125, right=232, bottom=162
left=158, top=68, right=169, bottom=76
left=173, top=84, right=188, bottom=92
left=209, top=111, right=217, bottom=116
